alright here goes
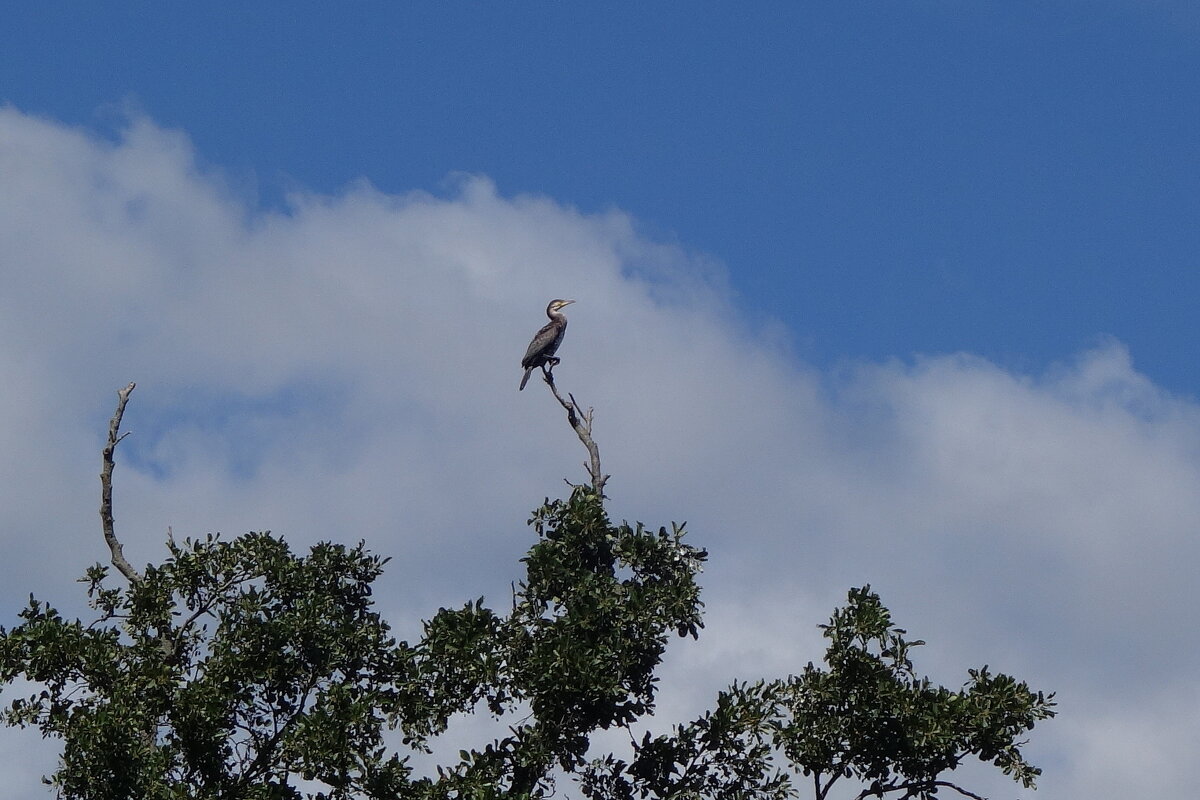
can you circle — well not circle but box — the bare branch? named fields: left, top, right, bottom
left=540, top=366, right=608, bottom=496
left=929, top=781, right=987, bottom=800
left=855, top=780, right=988, bottom=800
left=100, top=382, right=141, bottom=585
left=819, top=768, right=840, bottom=800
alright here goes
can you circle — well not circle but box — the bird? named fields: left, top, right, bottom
left=519, top=299, right=575, bottom=390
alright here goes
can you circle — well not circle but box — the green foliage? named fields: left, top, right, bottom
left=1, top=532, right=422, bottom=799
left=0, top=488, right=709, bottom=799
left=772, top=586, right=1055, bottom=799
left=582, top=680, right=791, bottom=800
left=583, top=586, right=1056, bottom=800
left=423, top=489, right=709, bottom=797
left=778, top=587, right=1056, bottom=798
left=504, top=491, right=708, bottom=791
left=1, top=489, right=1052, bottom=800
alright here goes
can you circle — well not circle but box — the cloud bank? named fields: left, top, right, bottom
left=1, top=106, right=1196, bottom=798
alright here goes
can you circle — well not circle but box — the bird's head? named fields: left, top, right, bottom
left=548, top=299, right=576, bottom=312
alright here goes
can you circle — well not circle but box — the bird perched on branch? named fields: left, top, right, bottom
left=520, top=299, right=575, bottom=390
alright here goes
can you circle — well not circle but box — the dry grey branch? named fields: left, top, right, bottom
left=541, top=367, right=609, bottom=495
left=100, top=382, right=142, bottom=585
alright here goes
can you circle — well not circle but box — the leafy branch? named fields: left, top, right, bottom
left=583, top=586, right=1056, bottom=800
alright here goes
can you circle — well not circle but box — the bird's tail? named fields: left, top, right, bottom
left=519, top=366, right=533, bottom=391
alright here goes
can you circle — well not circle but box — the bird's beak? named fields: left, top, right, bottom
left=562, top=299, right=576, bottom=306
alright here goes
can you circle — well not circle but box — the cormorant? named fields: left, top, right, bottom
left=519, top=299, right=575, bottom=390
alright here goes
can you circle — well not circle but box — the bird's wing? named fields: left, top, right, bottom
left=522, top=320, right=558, bottom=365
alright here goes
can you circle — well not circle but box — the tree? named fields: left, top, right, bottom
left=583, top=587, right=1055, bottom=800
left=0, top=380, right=1054, bottom=799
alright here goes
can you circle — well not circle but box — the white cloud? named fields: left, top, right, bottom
left=1052, top=679, right=1200, bottom=797
left=1, top=106, right=1197, bottom=798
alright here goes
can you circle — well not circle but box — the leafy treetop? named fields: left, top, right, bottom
left=0, top=385, right=1054, bottom=800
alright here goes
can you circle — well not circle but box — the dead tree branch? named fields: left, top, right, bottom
left=540, top=366, right=609, bottom=496
left=853, top=780, right=987, bottom=800
left=100, top=382, right=142, bottom=585
left=924, top=781, right=986, bottom=800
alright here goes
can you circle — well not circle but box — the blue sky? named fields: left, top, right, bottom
left=5, top=2, right=1197, bottom=393
left=2, top=5, right=1199, bottom=799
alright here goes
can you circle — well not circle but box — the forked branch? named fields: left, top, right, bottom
left=540, top=367, right=609, bottom=496
left=852, top=780, right=987, bottom=800
left=100, top=382, right=142, bottom=585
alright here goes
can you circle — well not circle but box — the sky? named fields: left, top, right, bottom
left=0, top=3, right=1197, bottom=798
